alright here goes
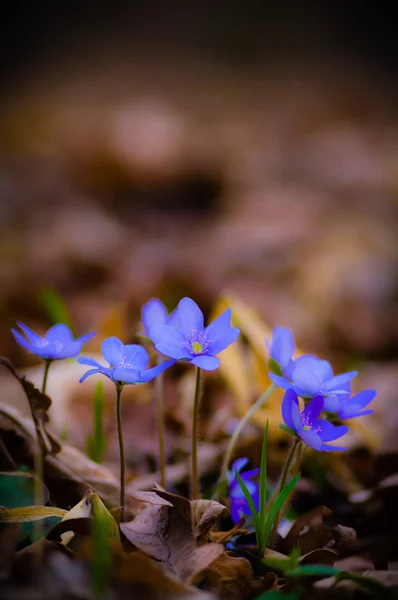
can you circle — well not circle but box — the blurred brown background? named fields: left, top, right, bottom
left=0, top=2, right=397, bottom=396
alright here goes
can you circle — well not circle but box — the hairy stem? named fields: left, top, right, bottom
left=115, top=385, right=125, bottom=521
left=268, top=437, right=300, bottom=549
left=155, top=358, right=166, bottom=489
left=219, top=384, right=276, bottom=485
left=191, top=367, right=202, bottom=500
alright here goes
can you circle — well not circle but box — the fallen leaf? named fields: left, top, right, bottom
left=210, top=517, right=246, bottom=543
left=121, top=488, right=224, bottom=584
left=0, top=506, right=67, bottom=522
left=279, top=506, right=333, bottom=555
left=191, top=499, right=229, bottom=542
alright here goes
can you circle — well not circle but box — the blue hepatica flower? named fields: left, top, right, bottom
left=266, top=326, right=295, bottom=378
left=12, top=322, right=95, bottom=360
left=78, top=336, right=175, bottom=385
left=141, top=298, right=178, bottom=340
left=151, top=297, right=240, bottom=371
left=336, top=388, right=376, bottom=420
left=269, top=354, right=358, bottom=412
left=282, top=389, right=349, bottom=451
left=227, top=458, right=260, bottom=524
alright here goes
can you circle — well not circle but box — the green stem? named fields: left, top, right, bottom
left=41, top=359, right=52, bottom=395
left=191, top=367, right=202, bottom=500
left=268, top=437, right=300, bottom=549
left=115, top=385, right=125, bottom=521
left=155, top=358, right=166, bottom=489
left=219, top=384, right=276, bottom=485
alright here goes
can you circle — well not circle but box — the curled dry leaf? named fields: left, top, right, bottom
left=191, top=499, right=229, bottom=542
left=120, top=488, right=224, bottom=585
left=279, top=505, right=333, bottom=555
left=300, top=548, right=339, bottom=566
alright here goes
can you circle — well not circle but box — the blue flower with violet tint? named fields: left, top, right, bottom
left=141, top=298, right=178, bottom=340
left=78, top=336, right=174, bottom=385
left=282, top=389, right=349, bottom=451
left=12, top=322, right=95, bottom=360
left=227, top=458, right=260, bottom=524
left=269, top=354, right=357, bottom=412
left=266, top=326, right=295, bottom=378
left=151, top=297, right=240, bottom=371
left=336, top=388, right=376, bottom=420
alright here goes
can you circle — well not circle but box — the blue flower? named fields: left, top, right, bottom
left=336, top=388, right=376, bottom=420
left=227, top=458, right=260, bottom=524
left=151, top=297, right=240, bottom=371
left=266, top=326, right=295, bottom=377
left=269, top=354, right=357, bottom=411
left=141, top=298, right=178, bottom=340
left=282, top=389, right=349, bottom=451
left=78, top=336, right=175, bottom=385
left=12, top=322, right=95, bottom=360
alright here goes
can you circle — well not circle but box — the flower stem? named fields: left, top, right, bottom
left=219, top=384, right=276, bottom=485
left=115, top=385, right=125, bottom=521
left=191, top=367, right=202, bottom=500
left=41, top=359, right=52, bottom=395
left=155, top=357, right=166, bottom=489
left=268, top=437, right=300, bottom=549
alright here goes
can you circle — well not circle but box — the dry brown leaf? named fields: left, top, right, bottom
left=120, top=488, right=224, bottom=584
left=191, top=499, right=229, bottom=542
left=300, top=548, right=339, bottom=566
left=204, top=553, right=253, bottom=598
left=279, top=505, right=334, bottom=555
left=210, top=517, right=246, bottom=543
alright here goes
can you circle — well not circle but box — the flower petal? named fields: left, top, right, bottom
left=153, top=326, right=190, bottom=359
left=240, top=468, right=261, bottom=481
left=340, top=407, right=374, bottom=419
left=11, top=329, right=35, bottom=352
left=268, top=373, right=295, bottom=392
left=45, top=324, right=74, bottom=344
left=177, top=297, right=204, bottom=335
left=123, top=345, right=149, bottom=370
left=101, top=337, right=125, bottom=365
left=16, top=322, right=42, bottom=344
left=75, top=332, right=96, bottom=345
left=320, top=443, right=348, bottom=452
left=112, top=368, right=141, bottom=384
left=78, top=357, right=105, bottom=369
left=323, top=394, right=340, bottom=412
left=269, top=326, right=295, bottom=371
left=141, top=298, right=168, bottom=337
left=315, top=420, right=348, bottom=442
left=167, top=308, right=179, bottom=328
left=79, top=368, right=112, bottom=383
left=302, top=395, right=324, bottom=424
left=230, top=457, right=249, bottom=474
left=138, top=359, right=176, bottom=382
left=350, top=389, right=376, bottom=408
left=298, top=429, right=322, bottom=450
left=205, top=309, right=240, bottom=354
left=282, top=389, right=301, bottom=431
left=292, top=366, right=321, bottom=397
left=190, top=355, right=220, bottom=370
left=55, top=341, right=83, bottom=359
left=293, top=355, right=333, bottom=382
left=322, top=371, right=358, bottom=392
left=209, top=327, right=240, bottom=355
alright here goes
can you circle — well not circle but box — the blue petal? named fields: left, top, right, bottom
left=229, top=496, right=251, bottom=524
left=55, top=341, right=83, bottom=359
left=302, top=395, right=324, bottom=424
left=282, top=389, right=301, bottom=431
left=123, top=345, right=149, bottom=370
left=16, top=322, right=42, bottom=345
left=190, top=355, right=220, bottom=370
left=314, top=420, right=347, bottom=442
left=153, top=325, right=190, bottom=359
left=350, top=389, right=376, bottom=408
left=101, top=337, right=125, bottom=365
left=340, top=407, right=374, bottom=419
left=138, top=359, right=176, bottom=382
left=177, top=297, right=204, bottom=336
left=79, top=368, right=112, bottom=383
left=166, top=308, right=179, bottom=327
left=293, top=356, right=333, bottom=382
left=78, top=357, right=105, bottom=369
left=45, top=324, right=73, bottom=344
left=112, top=367, right=141, bottom=384
left=230, top=457, right=249, bottom=474
left=298, top=429, right=322, bottom=450
left=292, top=366, right=321, bottom=397
left=11, top=329, right=35, bottom=352
left=141, top=298, right=168, bottom=337
left=205, top=309, right=240, bottom=354
left=75, top=331, right=96, bottom=345
left=320, top=443, right=348, bottom=452
left=240, top=468, right=261, bottom=481
left=268, top=373, right=295, bottom=392
left=35, top=342, right=65, bottom=359
left=269, top=327, right=295, bottom=371
left=323, top=394, right=340, bottom=412
left=322, top=371, right=358, bottom=392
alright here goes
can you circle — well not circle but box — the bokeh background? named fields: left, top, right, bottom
left=1, top=2, right=398, bottom=470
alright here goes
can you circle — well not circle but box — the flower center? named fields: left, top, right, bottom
left=118, top=355, right=132, bottom=369
left=301, top=414, right=321, bottom=433
left=185, top=329, right=210, bottom=356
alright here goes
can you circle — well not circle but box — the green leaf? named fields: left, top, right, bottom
left=39, top=287, right=73, bottom=329
left=263, top=474, right=300, bottom=546
left=254, top=590, right=300, bottom=599
left=258, top=421, right=268, bottom=552
left=235, top=471, right=260, bottom=542
left=86, top=381, right=106, bottom=464
left=278, top=424, right=296, bottom=437
left=268, top=358, right=282, bottom=377
left=285, top=565, right=340, bottom=577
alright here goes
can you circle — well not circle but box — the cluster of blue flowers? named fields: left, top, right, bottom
left=12, top=304, right=376, bottom=526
